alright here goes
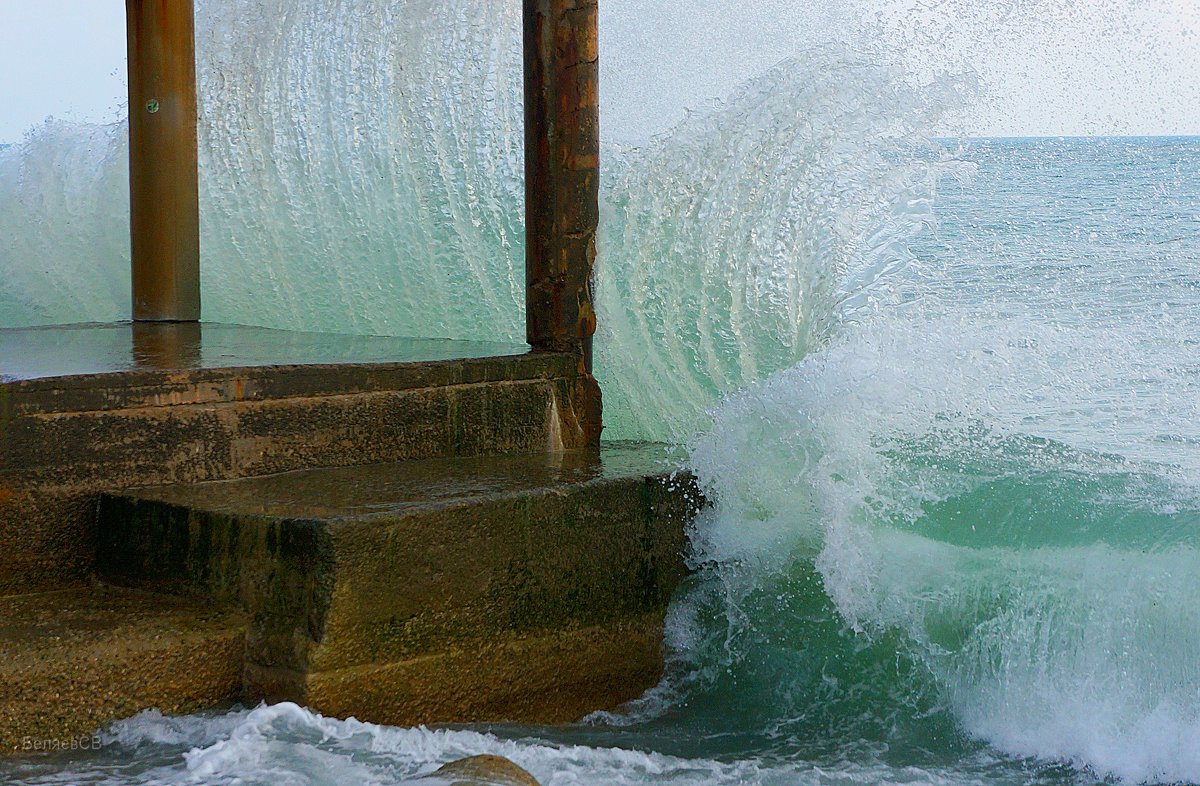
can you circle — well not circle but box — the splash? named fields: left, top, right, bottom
left=681, top=137, right=1200, bottom=783
left=0, top=0, right=941, bottom=439
left=0, top=701, right=1067, bottom=786
left=3, top=1, right=1199, bottom=784
left=0, top=0, right=526, bottom=341
left=594, top=55, right=943, bottom=440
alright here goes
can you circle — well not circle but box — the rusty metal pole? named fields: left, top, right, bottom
left=131, top=322, right=202, bottom=369
left=126, top=0, right=201, bottom=322
left=524, top=0, right=599, bottom=371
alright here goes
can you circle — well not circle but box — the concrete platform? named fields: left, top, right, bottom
left=0, top=323, right=599, bottom=593
left=0, top=322, right=527, bottom=381
left=98, top=445, right=698, bottom=729
left=0, top=324, right=694, bottom=753
left=0, top=585, right=245, bottom=754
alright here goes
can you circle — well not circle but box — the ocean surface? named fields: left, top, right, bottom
left=2, top=0, right=1200, bottom=782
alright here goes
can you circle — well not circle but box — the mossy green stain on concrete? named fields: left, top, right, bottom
left=0, top=386, right=11, bottom=478
left=0, top=385, right=11, bottom=429
left=100, top=499, right=343, bottom=673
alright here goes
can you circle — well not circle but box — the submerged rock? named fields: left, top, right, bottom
left=426, top=754, right=541, bottom=786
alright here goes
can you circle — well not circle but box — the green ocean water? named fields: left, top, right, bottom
left=3, top=1, right=1200, bottom=783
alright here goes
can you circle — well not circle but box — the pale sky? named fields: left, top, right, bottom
left=600, top=0, right=1200, bottom=140
left=1, top=0, right=1199, bottom=144
left=0, top=1, right=126, bottom=143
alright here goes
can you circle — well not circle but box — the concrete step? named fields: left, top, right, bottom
left=97, top=444, right=699, bottom=728
left=0, top=327, right=598, bottom=594
left=0, top=585, right=245, bottom=754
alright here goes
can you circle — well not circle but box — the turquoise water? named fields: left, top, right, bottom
left=3, top=0, right=1200, bottom=782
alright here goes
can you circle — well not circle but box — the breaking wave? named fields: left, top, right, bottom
left=2, top=2, right=1198, bottom=784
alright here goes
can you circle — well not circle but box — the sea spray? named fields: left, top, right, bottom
left=683, top=307, right=1200, bottom=782
left=3, top=1, right=1200, bottom=784
left=0, top=0, right=945, bottom=440
left=595, top=55, right=945, bottom=440
left=0, top=120, right=129, bottom=326
left=194, top=0, right=527, bottom=341
left=0, top=0, right=527, bottom=340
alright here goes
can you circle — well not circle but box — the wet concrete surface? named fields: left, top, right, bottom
left=0, top=322, right=527, bottom=382
left=0, top=343, right=592, bottom=594
left=116, top=443, right=690, bottom=521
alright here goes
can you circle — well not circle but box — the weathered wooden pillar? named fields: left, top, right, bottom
left=524, top=0, right=599, bottom=371
left=126, top=0, right=201, bottom=322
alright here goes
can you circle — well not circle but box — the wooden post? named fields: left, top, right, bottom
left=524, top=0, right=599, bottom=371
left=126, top=0, right=201, bottom=322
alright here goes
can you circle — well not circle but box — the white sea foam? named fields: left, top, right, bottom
left=688, top=312, right=1200, bottom=784
left=4, top=701, right=1032, bottom=786
left=105, top=703, right=781, bottom=785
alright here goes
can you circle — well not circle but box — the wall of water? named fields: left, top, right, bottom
left=0, top=0, right=527, bottom=341
left=0, top=0, right=938, bottom=440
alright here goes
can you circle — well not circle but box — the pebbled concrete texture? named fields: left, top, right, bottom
left=98, top=445, right=700, bottom=728
left=0, top=585, right=246, bottom=754
left=305, top=614, right=671, bottom=728
left=0, top=341, right=596, bottom=594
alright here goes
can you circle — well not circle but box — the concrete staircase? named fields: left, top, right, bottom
left=0, top=348, right=598, bottom=594
left=0, top=334, right=697, bottom=753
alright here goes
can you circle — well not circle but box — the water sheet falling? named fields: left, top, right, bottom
left=0, top=0, right=528, bottom=342
left=0, top=0, right=939, bottom=439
